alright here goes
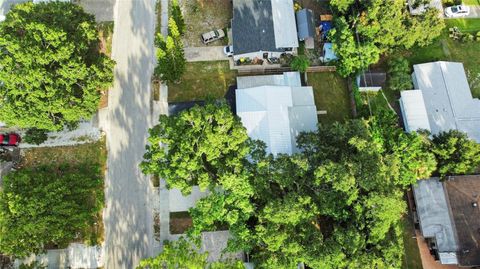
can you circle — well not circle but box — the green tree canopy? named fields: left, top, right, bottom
left=171, top=0, right=185, bottom=36
left=0, top=2, right=114, bottom=130
left=432, top=130, right=480, bottom=177
left=0, top=165, right=103, bottom=258
left=329, top=0, right=444, bottom=77
left=158, top=108, right=435, bottom=268
left=387, top=57, right=413, bottom=91
left=154, top=15, right=186, bottom=83
left=137, top=237, right=244, bottom=269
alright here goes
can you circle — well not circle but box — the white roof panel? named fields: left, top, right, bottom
left=236, top=73, right=318, bottom=155
left=400, top=90, right=431, bottom=133
left=412, top=61, right=480, bottom=142
left=271, top=0, right=298, bottom=49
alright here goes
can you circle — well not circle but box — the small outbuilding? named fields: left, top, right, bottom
left=296, top=8, right=315, bottom=48
left=356, top=72, right=386, bottom=92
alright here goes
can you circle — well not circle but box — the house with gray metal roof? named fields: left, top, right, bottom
left=236, top=72, right=317, bottom=155
left=399, top=61, right=480, bottom=142
left=413, top=175, right=480, bottom=267
left=231, top=0, right=299, bottom=61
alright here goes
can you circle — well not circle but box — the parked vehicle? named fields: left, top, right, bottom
left=223, top=45, right=234, bottom=57
left=201, top=29, right=225, bottom=44
left=444, top=5, right=470, bottom=17
left=0, top=133, right=21, bottom=146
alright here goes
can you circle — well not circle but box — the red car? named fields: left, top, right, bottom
left=0, top=133, right=21, bottom=146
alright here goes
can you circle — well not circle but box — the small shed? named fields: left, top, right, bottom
left=322, top=43, right=337, bottom=62
left=356, top=72, right=386, bottom=92
left=296, top=9, right=315, bottom=41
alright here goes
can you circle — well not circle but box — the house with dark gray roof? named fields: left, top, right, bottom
left=231, top=0, right=298, bottom=61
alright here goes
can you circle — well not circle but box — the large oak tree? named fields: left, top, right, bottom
left=0, top=2, right=114, bottom=130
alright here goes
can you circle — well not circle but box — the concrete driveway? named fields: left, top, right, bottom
left=103, top=0, right=157, bottom=268
left=184, top=46, right=229, bottom=62
left=466, top=5, right=480, bottom=18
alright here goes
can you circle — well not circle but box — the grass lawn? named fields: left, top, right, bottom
left=179, top=0, right=232, bottom=47
left=168, top=61, right=237, bottom=102
left=462, top=0, right=480, bottom=5
left=401, top=215, right=423, bottom=269
left=402, top=18, right=480, bottom=98
left=21, top=138, right=107, bottom=246
left=306, top=72, right=351, bottom=124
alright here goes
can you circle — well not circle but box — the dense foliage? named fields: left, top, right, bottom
left=290, top=55, right=310, bottom=73
left=328, top=0, right=445, bottom=77
left=142, top=102, right=439, bottom=268
left=432, top=130, right=480, bottom=177
left=171, top=0, right=185, bottom=36
left=137, top=237, right=245, bottom=269
left=0, top=164, right=103, bottom=258
left=387, top=57, right=413, bottom=91
left=23, top=128, right=49, bottom=145
left=154, top=15, right=186, bottom=83
left=0, top=2, right=114, bottom=130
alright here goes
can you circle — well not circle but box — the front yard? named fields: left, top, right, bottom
left=20, top=138, right=107, bottom=246
left=306, top=72, right=351, bottom=124
left=179, top=0, right=232, bottom=47
left=168, top=61, right=237, bottom=102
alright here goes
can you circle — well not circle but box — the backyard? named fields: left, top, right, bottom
left=179, top=0, right=232, bottom=47
left=168, top=61, right=237, bottom=102
left=403, top=18, right=480, bottom=98
left=401, top=214, right=423, bottom=269
left=306, top=72, right=351, bottom=124
left=20, top=138, right=107, bottom=246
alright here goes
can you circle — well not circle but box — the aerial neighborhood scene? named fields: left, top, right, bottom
left=0, top=0, right=480, bottom=268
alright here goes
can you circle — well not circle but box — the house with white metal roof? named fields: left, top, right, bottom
left=399, top=61, right=480, bottom=142
left=231, top=0, right=298, bottom=61
left=236, top=72, right=318, bottom=155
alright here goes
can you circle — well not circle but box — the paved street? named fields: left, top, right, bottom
left=103, top=0, right=157, bottom=268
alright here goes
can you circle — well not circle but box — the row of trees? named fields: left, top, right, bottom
left=328, top=0, right=445, bottom=77
left=141, top=102, right=480, bottom=268
left=154, top=0, right=186, bottom=83
left=0, top=2, right=114, bottom=131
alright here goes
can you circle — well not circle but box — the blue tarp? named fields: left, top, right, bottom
left=320, top=21, right=333, bottom=39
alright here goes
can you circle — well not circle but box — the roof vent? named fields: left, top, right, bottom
left=472, top=202, right=478, bottom=208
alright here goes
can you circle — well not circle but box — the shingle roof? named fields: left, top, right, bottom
left=232, top=0, right=298, bottom=55
left=232, top=0, right=281, bottom=55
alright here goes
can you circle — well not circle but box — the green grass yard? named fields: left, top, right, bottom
left=403, top=18, right=480, bottom=97
left=401, top=215, right=423, bottom=269
left=462, top=0, right=480, bottom=5
left=168, top=61, right=237, bottom=102
left=306, top=72, right=351, bottom=124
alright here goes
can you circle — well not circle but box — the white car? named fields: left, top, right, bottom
left=444, top=5, right=470, bottom=17
left=201, top=29, right=225, bottom=45
left=223, top=45, right=233, bottom=57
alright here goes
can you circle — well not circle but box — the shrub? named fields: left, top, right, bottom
left=23, top=128, right=48, bottom=145
left=290, top=55, right=310, bottom=73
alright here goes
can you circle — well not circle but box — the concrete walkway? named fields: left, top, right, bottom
left=466, top=5, right=480, bottom=18
left=184, top=46, right=228, bottom=62
left=103, top=0, right=157, bottom=268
